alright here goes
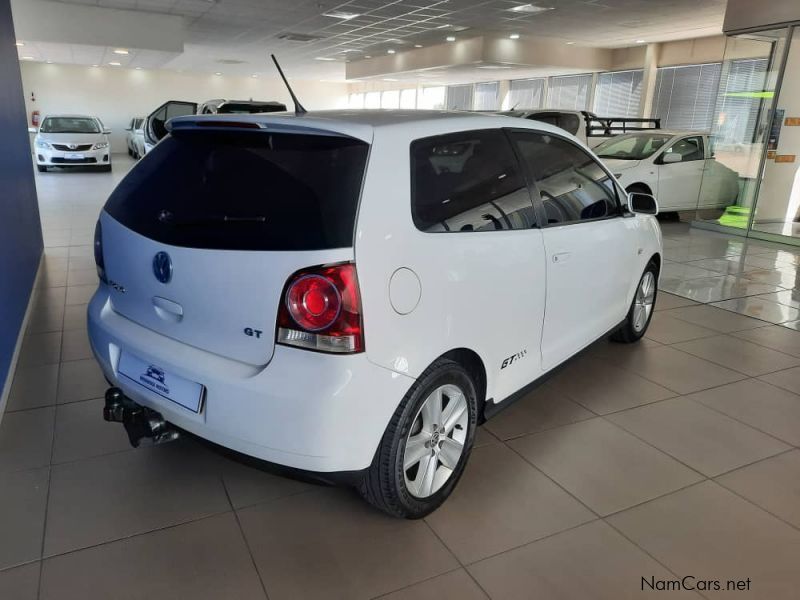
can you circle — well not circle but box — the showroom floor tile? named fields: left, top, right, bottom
left=2, top=164, right=800, bottom=598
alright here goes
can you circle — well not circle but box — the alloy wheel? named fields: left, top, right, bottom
left=632, top=271, right=656, bottom=333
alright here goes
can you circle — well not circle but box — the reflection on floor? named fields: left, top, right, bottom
left=2, top=159, right=800, bottom=599
left=661, top=221, right=800, bottom=327
left=752, top=221, right=800, bottom=239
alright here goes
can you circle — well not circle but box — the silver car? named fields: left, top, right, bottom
left=31, top=114, right=112, bottom=172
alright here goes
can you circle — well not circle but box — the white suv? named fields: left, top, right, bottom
left=32, top=114, right=112, bottom=172
left=88, top=110, right=662, bottom=518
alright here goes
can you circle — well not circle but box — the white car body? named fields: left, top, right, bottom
left=596, top=131, right=741, bottom=212
left=87, top=110, right=661, bottom=510
left=32, top=114, right=112, bottom=171
left=126, top=117, right=146, bottom=158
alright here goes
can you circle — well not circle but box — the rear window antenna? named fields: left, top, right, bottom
left=271, top=54, right=307, bottom=115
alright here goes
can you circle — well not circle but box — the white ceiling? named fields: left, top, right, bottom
left=15, top=0, right=728, bottom=79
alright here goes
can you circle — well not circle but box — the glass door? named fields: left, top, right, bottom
left=693, top=28, right=791, bottom=234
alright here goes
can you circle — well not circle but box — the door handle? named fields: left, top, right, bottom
left=552, top=252, right=571, bottom=264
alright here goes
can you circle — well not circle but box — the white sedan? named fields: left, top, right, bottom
left=31, top=114, right=112, bottom=172
left=594, top=131, right=740, bottom=212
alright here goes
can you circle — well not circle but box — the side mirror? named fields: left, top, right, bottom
left=662, top=153, right=682, bottom=164
left=28, top=127, right=37, bottom=133
left=629, top=192, right=658, bottom=216
left=103, top=129, right=112, bottom=135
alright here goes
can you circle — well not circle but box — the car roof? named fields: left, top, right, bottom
left=168, top=109, right=571, bottom=143
left=43, top=114, right=100, bottom=120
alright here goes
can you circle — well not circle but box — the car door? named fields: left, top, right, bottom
left=655, top=135, right=705, bottom=210
left=509, top=129, right=637, bottom=371
left=143, top=100, right=198, bottom=148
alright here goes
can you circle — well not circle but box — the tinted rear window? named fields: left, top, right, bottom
left=104, top=131, right=369, bottom=251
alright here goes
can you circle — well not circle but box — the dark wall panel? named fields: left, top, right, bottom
left=0, top=0, right=42, bottom=397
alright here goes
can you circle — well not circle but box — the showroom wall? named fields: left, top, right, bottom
left=20, top=62, right=350, bottom=152
left=0, top=0, right=42, bottom=411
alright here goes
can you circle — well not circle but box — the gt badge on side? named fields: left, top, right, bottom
left=501, top=349, right=528, bottom=369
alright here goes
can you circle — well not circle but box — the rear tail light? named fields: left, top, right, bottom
left=277, top=263, right=364, bottom=354
left=94, top=220, right=107, bottom=283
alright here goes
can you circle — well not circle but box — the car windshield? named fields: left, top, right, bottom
left=40, top=117, right=100, bottom=134
left=595, top=133, right=672, bottom=160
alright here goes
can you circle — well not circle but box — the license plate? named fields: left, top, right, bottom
left=65, top=153, right=85, bottom=160
left=118, top=352, right=204, bottom=413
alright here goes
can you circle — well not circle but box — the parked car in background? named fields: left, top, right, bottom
left=90, top=110, right=662, bottom=518
left=125, top=117, right=143, bottom=157
left=594, top=131, right=740, bottom=212
left=138, top=98, right=288, bottom=157
left=131, top=119, right=146, bottom=159
left=30, top=114, right=112, bottom=172
left=125, top=117, right=144, bottom=158
left=499, top=109, right=661, bottom=148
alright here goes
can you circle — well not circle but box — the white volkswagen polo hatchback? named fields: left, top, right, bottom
left=88, top=109, right=662, bottom=518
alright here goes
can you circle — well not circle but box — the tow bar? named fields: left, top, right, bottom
left=103, top=387, right=180, bottom=448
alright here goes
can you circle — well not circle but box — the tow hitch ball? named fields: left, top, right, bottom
left=103, top=388, right=180, bottom=448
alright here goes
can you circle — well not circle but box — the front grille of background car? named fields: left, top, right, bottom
left=52, top=144, right=94, bottom=151
left=51, top=157, right=98, bottom=164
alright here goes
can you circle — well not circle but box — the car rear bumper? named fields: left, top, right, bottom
left=87, top=288, right=415, bottom=472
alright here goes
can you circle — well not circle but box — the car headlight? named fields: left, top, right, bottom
left=35, top=140, right=51, bottom=149
left=92, top=142, right=109, bottom=150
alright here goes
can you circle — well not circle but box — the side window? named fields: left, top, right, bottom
left=558, top=113, right=581, bottom=136
left=411, top=129, right=537, bottom=233
left=527, top=114, right=558, bottom=128
left=510, top=131, right=620, bottom=225
left=661, top=136, right=704, bottom=162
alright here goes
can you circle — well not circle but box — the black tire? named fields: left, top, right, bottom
left=37, top=165, right=47, bottom=173
left=359, top=358, right=478, bottom=518
left=611, top=260, right=659, bottom=343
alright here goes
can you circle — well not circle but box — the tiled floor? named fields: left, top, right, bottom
left=1, top=158, right=800, bottom=598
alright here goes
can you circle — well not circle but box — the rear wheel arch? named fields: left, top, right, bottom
left=437, top=348, right=487, bottom=422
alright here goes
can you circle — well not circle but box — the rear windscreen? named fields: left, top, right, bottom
left=104, top=131, right=369, bottom=251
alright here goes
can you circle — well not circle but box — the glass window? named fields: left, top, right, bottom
left=446, top=84, right=474, bottom=110
left=364, top=92, right=381, bottom=109
left=349, top=93, right=364, bottom=109
left=400, top=88, right=417, bottom=109
left=511, top=131, right=620, bottom=225
left=418, top=86, right=446, bottom=109
left=104, top=131, right=369, bottom=251
left=506, top=78, right=545, bottom=110
left=653, top=63, right=722, bottom=130
left=381, top=90, right=400, bottom=109
left=595, top=133, right=673, bottom=160
left=410, top=129, right=536, bottom=233
left=474, top=82, right=500, bottom=110
left=40, top=117, right=100, bottom=134
left=593, top=70, right=644, bottom=117
left=546, top=74, right=592, bottom=110
left=659, top=136, right=705, bottom=162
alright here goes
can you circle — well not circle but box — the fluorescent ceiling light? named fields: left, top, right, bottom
left=566, top=41, right=575, bottom=45
left=478, top=65, right=512, bottom=69
left=387, top=49, right=396, bottom=54
left=436, top=24, right=450, bottom=29
left=113, top=48, right=129, bottom=55
left=323, top=11, right=360, bottom=20
left=15, top=41, right=23, bottom=47
left=214, top=71, right=222, bottom=75
left=446, top=36, right=456, bottom=42
left=508, top=4, right=553, bottom=14
left=635, top=39, right=646, bottom=43
left=314, top=56, right=336, bottom=61
left=108, top=61, right=121, bottom=66
left=414, top=44, right=423, bottom=48
left=509, top=33, right=520, bottom=39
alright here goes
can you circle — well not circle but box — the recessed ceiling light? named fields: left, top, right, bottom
left=365, top=55, right=371, bottom=58
left=108, top=61, right=121, bottom=66
left=508, top=4, right=553, bottom=14
left=46, top=60, right=53, bottom=64
left=635, top=39, right=646, bottom=43
left=477, top=65, right=512, bottom=69
left=387, top=49, right=395, bottom=54
left=414, top=44, right=423, bottom=48
left=323, top=11, right=360, bottom=20
left=21, top=56, right=34, bottom=60
left=15, top=41, right=23, bottom=47
left=446, top=36, right=456, bottom=42
left=383, top=78, right=398, bottom=81
left=214, top=72, right=222, bottom=75
left=113, top=48, right=129, bottom=55
left=251, top=73, right=258, bottom=78
left=509, top=33, right=520, bottom=39
left=314, top=56, right=336, bottom=61
left=135, top=66, right=142, bottom=70
left=566, top=41, right=575, bottom=45
left=91, top=64, right=98, bottom=67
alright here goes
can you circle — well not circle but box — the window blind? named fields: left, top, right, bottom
left=474, top=82, right=500, bottom=110
left=546, top=74, right=592, bottom=110
left=653, top=63, right=722, bottom=130
left=593, top=69, right=643, bottom=117
left=507, top=78, right=546, bottom=109
left=446, top=84, right=474, bottom=110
